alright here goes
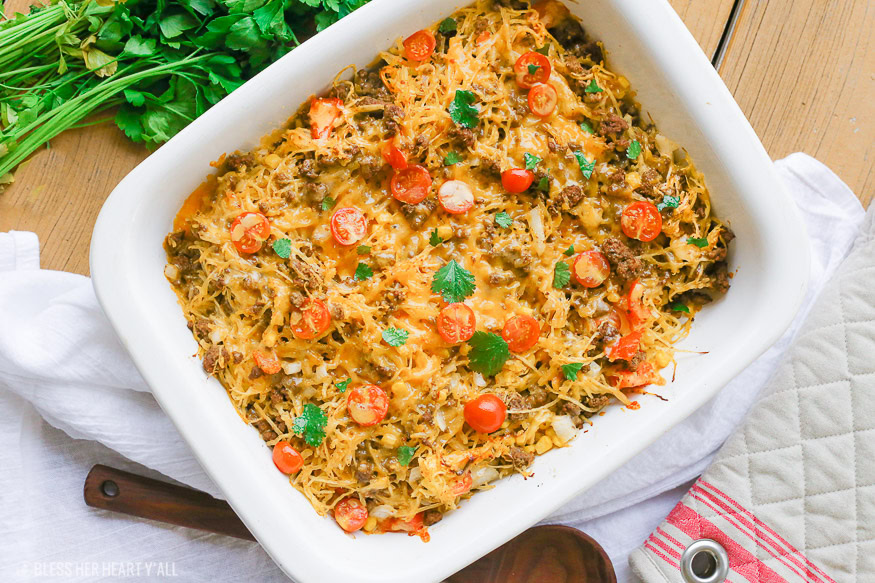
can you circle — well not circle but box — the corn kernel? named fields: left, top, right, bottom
left=626, top=171, right=641, bottom=190
left=607, top=290, right=621, bottom=303
left=381, top=430, right=401, bottom=449
left=551, top=434, right=566, bottom=448
left=263, top=153, right=282, bottom=169
left=535, top=435, right=553, bottom=455
left=437, top=225, right=454, bottom=240
left=364, top=516, right=378, bottom=532
left=655, top=350, right=672, bottom=369
left=515, top=433, right=527, bottom=445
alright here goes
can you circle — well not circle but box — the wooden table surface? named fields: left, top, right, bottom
left=1, top=0, right=872, bottom=275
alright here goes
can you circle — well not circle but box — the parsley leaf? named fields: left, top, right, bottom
left=354, top=262, right=373, bottom=281
left=580, top=120, right=594, bottom=134
left=292, top=403, right=327, bottom=447
left=382, top=327, right=409, bottom=347
left=584, top=79, right=603, bottom=93
left=438, top=17, right=457, bottom=34
left=572, top=151, right=595, bottom=179
left=467, top=331, right=510, bottom=376
left=429, top=228, right=443, bottom=247
left=669, top=303, right=690, bottom=313
left=553, top=261, right=571, bottom=289
left=527, top=63, right=540, bottom=75
left=444, top=151, right=462, bottom=165
left=535, top=44, right=550, bottom=55
left=564, top=245, right=575, bottom=256
left=431, top=259, right=476, bottom=303
left=449, top=90, right=479, bottom=128
left=495, top=212, right=513, bottom=228
left=321, top=196, right=336, bottom=211
left=562, top=363, right=585, bottom=381
left=537, top=173, right=550, bottom=192
left=397, top=445, right=416, bottom=466
left=656, top=195, right=679, bottom=211
left=687, top=237, right=709, bottom=248
left=356, top=245, right=371, bottom=255
left=524, top=152, right=541, bottom=170
left=336, top=378, right=351, bottom=393
left=272, top=238, right=291, bottom=259
left=626, top=139, right=642, bottom=159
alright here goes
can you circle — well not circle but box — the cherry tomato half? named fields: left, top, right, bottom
left=606, top=330, right=642, bottom=362
left=386, top=512, right=425, bottom=535
left=501, top=314, right=540, bottom=353
left=272, top=441, right=303, bottom=474
left=347, top=384, right=389, bottom=426
left=464, top=394, right=507, bottom=433
left=230, top=212, right=270, bottom=254
left=528, top=83, right=558, bottom=118
left=451, top=473, right=474, bottom=496
left=403, top=29, right=436, bottom=62
left=390, top=165, right=432, bottom=204
left=382, top=142, right=408, bottom=170
left=621, top=201, right=663, bottom=242
left=609, top=361, right=662, bottom=390
left=514, top=51, right=552, bottom=89
left=532, top=0, right=571, bottom=28
left=573, top=250, right=610, bottom=288
left=253, top=350, right=282, bottom=375
left=309, top=97, right=343, bottom=140
left=625, top=280, right=650, bottom=330
left=436, top=303, right=476, bottom=344
left=292, top=299, right=331, bottom=340
left=437, top=180, right=475, bottom=214
left=501, top=168, right=535, bottom=193
left=335, top=498, right=368, bottom=533
left=330, top=207, right=368, bottom=246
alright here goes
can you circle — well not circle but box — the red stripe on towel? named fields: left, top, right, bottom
left=645, top=541, right=678, bottom=568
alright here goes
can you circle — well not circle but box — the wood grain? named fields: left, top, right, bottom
left=668, top=0, right=738, bottom=59
left=719, top=0, right=874, bottom=204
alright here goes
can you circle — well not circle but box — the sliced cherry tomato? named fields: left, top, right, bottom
left=253, top=350, right=282, bottom=374
left=330, top=207, right=367, bottom=246
left=475, top=31, right=491, bottom=45
left=403, top=29, right=436, bottom=62
left=606, top=330, right=643, bottom=362
left=382, top=142, right=408, bottom=170
left=334, top=498, right=368, bottom=533
left=501, top=168, right=535, bottom=193
left=436, top=303, right=476, bottom=344
left=309, top=97, right=343, bottom=140
left=390, top=165, right=432, bottom=204
left=347, top=384, right=389, bottom=426
left=626, top=280, right=650, bottom=330
left=609, top=361, right=663, bottom=390
left=451, top=473, right=474, bottom=496
left=532, top=0, right=571, bottom=28
left=621, top=201, right=663, bottom=242
left=464, top=393, right=506, bottom=433
left=573, top=250, right=611, bottom=288
left=528, top=83, right=558, bottom=118
left=385, top=512, right=425, bottom=535
left=514, top=51, right=552, bottom=89
left=292, top=299, right=331, bottom=340
left=437, top=180, right=475, bottom=214
left=272, top=441, right=303, bottom=474
left=230, top=212, right=270, bottom=254
left=501, top=314, right=540, bottom=353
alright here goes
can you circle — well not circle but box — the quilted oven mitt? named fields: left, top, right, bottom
left=629, top=210, right=875, bottom=583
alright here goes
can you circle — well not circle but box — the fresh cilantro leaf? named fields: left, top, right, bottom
left=292, top=403, right=327, bottom=447
left=572, top=151, right=595, bottom=179
left=467, top=331, right=510, bottom=376
left=579, top=120, right=594, bottom=134
left=397, top=445, right=416, bottom=466
left=272, top=238, right=292, bottom=259
left=535, top=44, right=550, bottom=55
left=429, top=229, right=443, bottom=247
left=669, top=303, right=690, bottom=313
left=563, top=245, right=575, bottom=256
left=537, top=173, right=550, bottom=192
left=562, top=363, right=585, bottom=381
left=687, top=237, right=709, bottom=248
left=357, top=245, right=371, bottom=255
left=159, top=12, right=199, bottom=39
left=527, top=63, right=540, bottom=75
left=336, top=378, right=352, bottom=393
left=444, top=151, right=462, bottom=165
left=626, top=139, right=642, bottom=159
left=657, top=195, right=680, bottom=211
left=431, top=259, right=476, bottom=303
left=524, top=152, right=541, bottom=170
left=495, top=212, right=512, bottom=228
left=382, top=327, right=409, bottom=347
left=438, top=17, right=457, bottom=34
left=449, top=90, right=479, bottom=129
left=321, top=196, right=336, bottom=211
left=553, top=261, right=571, bottom=289
left=123, top=35, right=156, bottom=57
left=354, top=262, right=373, bottom=281
left=584, top=79, right=603, bottom=93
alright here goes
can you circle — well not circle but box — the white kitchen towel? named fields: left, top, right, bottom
left=0, top=153, right=865, bottom=582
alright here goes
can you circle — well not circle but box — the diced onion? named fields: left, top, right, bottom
left=655, top=134, right=678, bottom=158
left=408, top=467, right=422, bottom=483
left=527, top=208, right=545, bottom=255
left=282, top=362, right=302, bottom=375
left=208, top=330, right=223, bottom=344
left=435, top=408, right=447, bottom=431
left=586, top=361, right=602, bottom=378
left=471, top=466, right=500, bottom=488
left=370, top=505, right=395, bottom=520
left=163, top=264, right=179, bottom=280
left=551, top=415, right=578, bottom=443
left=474, top=373, right=487, bottom=387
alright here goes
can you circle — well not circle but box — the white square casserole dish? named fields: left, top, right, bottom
left=90, top=0, right=810, bottom=581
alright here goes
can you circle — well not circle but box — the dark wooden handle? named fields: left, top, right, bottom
left=83, top=464, right=255, bottom=541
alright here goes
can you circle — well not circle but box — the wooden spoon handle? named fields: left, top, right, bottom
left=83, top=464, right=255, bottom=541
